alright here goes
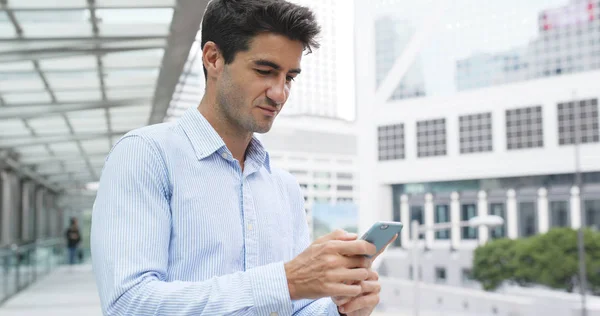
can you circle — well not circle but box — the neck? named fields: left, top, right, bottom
left=198, top=94, right=253, bottom=168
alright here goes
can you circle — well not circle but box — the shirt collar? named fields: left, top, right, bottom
left=178, top=107, right=271, bottom=173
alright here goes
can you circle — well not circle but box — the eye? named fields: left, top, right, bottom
left=255, top=69, right=271, bottom=75
left=286, top=76, right=295, bottom=82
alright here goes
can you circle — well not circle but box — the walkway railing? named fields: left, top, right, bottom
left=0, top=238, right=66, bottom=305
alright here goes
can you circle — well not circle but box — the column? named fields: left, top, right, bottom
left=1, top=171, right=11, bottom=245
left=36, top=188, right=46, bottom=240
left=506, top=189, right=518, bottom=239
left=478, top=190, right=489, bottom=244
left=450, top=192, right=460, bottom=249
left=424, top=193, right=434, bottom=248
left=571, top=186, right=581, bottom=229
left=400, top=194, right=410, bottom=248
left=537, top=188, right=549, bottom=233
left=379, top=185, right=394, bottom=222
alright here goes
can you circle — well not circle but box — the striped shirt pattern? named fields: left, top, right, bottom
left=91, top=107, right=341, bottom=315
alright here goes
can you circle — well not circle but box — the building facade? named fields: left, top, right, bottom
left=256, top=115, right=359, bottom=239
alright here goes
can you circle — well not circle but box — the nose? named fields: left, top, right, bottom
left=266, top=77, right=288, bottom=105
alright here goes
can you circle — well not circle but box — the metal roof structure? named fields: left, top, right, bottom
left=0, top=0, right=209, bottom=199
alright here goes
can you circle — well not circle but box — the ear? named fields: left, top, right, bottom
left=202, top=41, right=224, bottom=80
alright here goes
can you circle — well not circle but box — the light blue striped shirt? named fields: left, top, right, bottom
left=91, top=107, right=341, bottom=315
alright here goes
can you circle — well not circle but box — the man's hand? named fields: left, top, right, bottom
left=284, top=229, right=377, bottom=300
left=333, top=270, right=380, bottom=316
left=332, top=234, right=397, bottom=315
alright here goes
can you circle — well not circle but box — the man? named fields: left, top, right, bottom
left=65, top=217, right=81, bottom=265
left=91, top=0, right=392, bottom=315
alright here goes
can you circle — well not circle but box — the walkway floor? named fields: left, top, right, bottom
left=0, top=264, right=102, bottom=316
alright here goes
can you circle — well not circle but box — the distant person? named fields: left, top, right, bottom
left=65, top=217, right=81, bottom=265
left=91, top=1, right=393, bottom=315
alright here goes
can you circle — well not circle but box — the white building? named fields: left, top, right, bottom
left=257, top=115, right=359, bottom=239
left=457, top=0, right=600, bottom=91
left=356, top=0, right=600, bottom=288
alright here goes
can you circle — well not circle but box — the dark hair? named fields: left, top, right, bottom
left=201, top=0, right=321, bottom=79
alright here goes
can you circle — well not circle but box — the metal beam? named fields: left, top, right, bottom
left=1, top=98, right=146, bottom=109
left=149, top=0, right=209, bottom=124
left=3, top=5, right=175, bottom=11
left=1, top=155, right=63, bottom=193
left=0, top=131, right=127, bottom=148
left=0, top=36, right=167, bottom=42
left=0, top=98, right=150, bottom=119
left=0, top=45, right=166, bottom=63
left=21, top=152, right=108, bottom=165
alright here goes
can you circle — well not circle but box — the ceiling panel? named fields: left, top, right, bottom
left=81, top=139, right=111, bottom=154
left=0, top=78, right=46, bottom=93
left=50, top=142, right=81, bottom=154
left=100, top=24, right=170, bottom=37
left=110, top=104, right=151, bottom=117
left=88, top=156, right=107, bottom=166
left=95, top=8, right=174, bottom=24
left=102, top=51, right=164, bottom=68
left=21, top=23, right=93, bottom=38
left=111, top=116, right=147, bottom=131
left=40, top=56, right=98, bottom=71
left=28, top=115, right=71, bottom=135
left=104, top=75, right=157, bottom=89
left=37, top=164, right=64, bottom=174
left=55, top=90, right=102, bottom=102
left=2, top=91, right=51, bottom=104
left=101, top=38, right=167, bottom=50
left=69, top=116, right=108, bottom=134
left=7, top=0, right=86, bottom=9
left=107, top=88, right=154, bottom=99
left=16, top=145, right=49, bottom=155
left=97, top=0, right=176, bottom=8
left=0, top=61, right=34, bottom=72
left=46, top=73, right=100, bottom=90
left=0, top=119, right=32, bottom=137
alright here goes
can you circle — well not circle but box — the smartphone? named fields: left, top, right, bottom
left=360, top=221, right=403, bottom=258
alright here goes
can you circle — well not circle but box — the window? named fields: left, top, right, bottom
left=313, top=172, right=331, bottom=179
left=410, top=205, right=424, bottom=239
left=313, top=184, right=331, bottom=190
left=435, top=267, right=447, bottom=284
left=459, top=112, right=493, bottom=154
left=461, top=204, right=478, bottom=240
left=462, top=268, right=475, bottom=285
left=434, top=205, right=450, bottom=240
left=506, top=106, right=544, bottom=150
left=558, top=99, right=599, bottom=145
left=550, top=201, right=570, bottom=228
left=336, top=172, right=353, bottom=180
left=336, top=185, right=353, bottom=191
left=290, top=170, right=308, bottom=176
left=519, top=202, right=538, bottom=237
left=378, top=124, right=405, bottom=161
left=489, top=203, right=506, bottom=238
left=585, top=200, right=600, bottom=231
left=417, top=119, right=446, bottom=158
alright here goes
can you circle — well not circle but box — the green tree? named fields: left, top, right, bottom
left=472, top=228, right=600, bottom=294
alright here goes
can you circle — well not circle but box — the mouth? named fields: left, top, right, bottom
left=257, top=106, right=278, bottom=117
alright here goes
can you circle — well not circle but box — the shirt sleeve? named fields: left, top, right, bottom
left=284, top=175, right=343, bottom=316
left=91, top=135, right=294, bottom=316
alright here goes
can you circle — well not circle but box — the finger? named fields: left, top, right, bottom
left=332, top=295, right=352, bottom=306
left=359, top=280, right=381, bottom=295
left=332, top=240, right=377, bottom=257
left=324, top=282, right=362, bottom=297
left=315, top=229, right=358, bottom=244
left=372, top=234, right=398, bottom=260
left=327, top=268, right=369, bottom=283
left=365, top=270, right=379, bottom=281
left=339, top=292, right=380, bottom=314
left=340, top=255, right=372, bottom=269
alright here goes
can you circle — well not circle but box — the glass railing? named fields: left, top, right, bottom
left=0, top=238, right=65, bottom=305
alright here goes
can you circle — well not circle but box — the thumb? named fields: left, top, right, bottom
left=315, top=229, right=358, bottom=244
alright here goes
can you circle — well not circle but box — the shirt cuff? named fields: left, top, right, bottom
left=327, top=297, right=345, bottom=316
left=247, top=261, right=294, bottom=315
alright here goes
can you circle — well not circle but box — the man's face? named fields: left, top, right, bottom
left=215, top=33, right=303, bottom=134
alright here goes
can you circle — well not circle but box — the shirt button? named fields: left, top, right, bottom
left=270, top=313, right=278, bottom=316
left=248, top=224, right=253, bottom=231
left=221, top=152, right=228, bottom=159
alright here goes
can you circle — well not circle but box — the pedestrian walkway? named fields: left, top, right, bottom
left=0, top=264, right=101, bottom=316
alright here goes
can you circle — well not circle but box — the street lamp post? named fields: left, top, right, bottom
left=411, top=215, right=505, bottom=316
